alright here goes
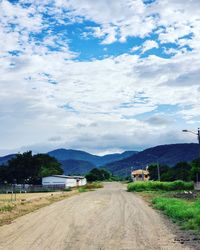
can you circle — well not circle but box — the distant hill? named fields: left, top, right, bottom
left=48, top=149, right=137, bottom=167
left=0, top=149, right=137, bottom=175
left=60, top=159, right=96, bottom=175
left=48, top=148, right=100, bottom=164
left=0, top=154, right=16, bottom=165
left=105, top=143, right=200, bottom=176
left=98, top=151, right=138, bottom=166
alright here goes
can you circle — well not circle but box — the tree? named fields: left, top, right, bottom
left=172, top=162, right=191, bottom=181
left=148, top=164, right=170, bottom=181
left=149, top=162, right=192, bottom=182
left=85, top=168, right=111, bottom=182
left=0, top=152, right=63, bottom=184
left=0, top=165, right=8, bottom=184
left=6, top=151, right=39, bottom=184
left=161, top=162, right=191, bottom=182
left=191, top=158, right=200, bottom=181
left=36, top=154, right=63, bottom=177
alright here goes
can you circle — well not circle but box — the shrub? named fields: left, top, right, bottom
left=152, top=197, right=200, bottom=230
left=78, top=182, right=103, bottom=192
left=127, top=181, right=194, bottom=192
left=63, top=187, right=72, bottom=192
left=85, top=182, right=103, bottom=189
left=0, top=204, right=14, bottom=212
left=78, top=187, right=88, bottom=193
left=85, top=168, right=111, bottom=182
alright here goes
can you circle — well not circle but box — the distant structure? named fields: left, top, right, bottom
left=131, top=168, right=149, bottom=182
left=42, top=175, right=87, bottom=188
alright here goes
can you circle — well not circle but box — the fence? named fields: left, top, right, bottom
left=194, top=182, right=200, bottom=190
left=0, top=184, right=66, bottom=194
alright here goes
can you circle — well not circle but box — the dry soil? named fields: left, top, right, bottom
left=0, top=182, right=198, bottom=250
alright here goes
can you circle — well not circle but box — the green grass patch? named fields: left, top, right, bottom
left=63, top=187, right=72, bottom=192
left=78, top=182, right=103, bottom=193
left=0, top=204, right=15, bottom=212
left=127, top=181, right=194, bottom=192
left=85, top=182, right=103, bottom=189
left=78, top=187, right=89, bottom=192
left=152, top=197, right=200, bottom=231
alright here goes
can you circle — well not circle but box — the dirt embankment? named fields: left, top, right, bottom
left=0, top=190, right=78, bottom=226
left=0, top=182, right=199, bottom=250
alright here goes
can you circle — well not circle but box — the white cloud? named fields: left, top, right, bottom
left=55, top=0, right=155, bottom=43
left=52, top=0, right=200, bottom=51
left=0, top=0, right=200, bottom=154
left=0, top=49, right=200, bottom=154
left=130, top=46, right=141, bottom=53
left=141, top=40, right=159, bottom=53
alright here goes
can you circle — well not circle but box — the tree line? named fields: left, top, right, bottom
left=0, top=151, right=63, bottom=184
left=148, top=157, right=200, bottom=182
left=1, top=151, right=199, bottom=184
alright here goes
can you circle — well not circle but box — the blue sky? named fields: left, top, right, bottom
left=0, top=0, right=200, bottom=155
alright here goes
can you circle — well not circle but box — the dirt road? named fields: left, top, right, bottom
left=0, top=183, right=196, bottom=250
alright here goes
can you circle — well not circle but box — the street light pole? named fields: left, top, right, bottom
left=182, top=128, right=200, bottom=155
left=182, top=128, right=200, bottom=183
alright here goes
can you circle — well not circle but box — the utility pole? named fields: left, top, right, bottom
left=147, top=153, right=160, bottom=181
left=197, top=128, right=200, bottom=183
left=198, top=128, right=200, bottom=152
left=157, top=161, right=160, bottom=181
left=183, top=128, right=200, bottom=183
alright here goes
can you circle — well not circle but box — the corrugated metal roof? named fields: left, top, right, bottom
left=47, top=175, right=85, bottom=179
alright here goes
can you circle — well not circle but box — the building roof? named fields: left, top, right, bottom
left=132, top=169, right=149, bottom=175
left=44, top=175, right=85, bottom=179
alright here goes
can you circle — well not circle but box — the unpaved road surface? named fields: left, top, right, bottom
left=0, top=183, right=197, bottom=250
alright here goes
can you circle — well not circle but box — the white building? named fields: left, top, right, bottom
left=42, top=175, right=87, bottom=188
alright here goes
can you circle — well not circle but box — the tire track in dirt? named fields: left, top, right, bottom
left=0, top=182, right=197, bottom=250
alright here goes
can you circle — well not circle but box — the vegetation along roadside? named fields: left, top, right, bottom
left=0, top=182, right=103, bottom=227
left=128, top=181, right=200, bottom=231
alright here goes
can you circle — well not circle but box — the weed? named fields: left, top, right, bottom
left=63, top=187, right=72, bottom=192
left=127, top=181, right=194, bottom=192
left=78, top=187, right=89, bottom=192
left=0, top=204, right=14, bottom=212
left=85, top=182, right=103, bottom=189
left=152, top=197, right=200, bottom=231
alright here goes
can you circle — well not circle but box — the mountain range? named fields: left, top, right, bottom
left=0, top=143, right=199, bottom=176
left=0, top=149, right=137, bottom=175
left=105, top=143, right=200, bottom=176
left=0, top=154, right=16, bottom=165
left=48, top=148, right=137, bottom=166
left=60, top=159, right=96, bottom=175
left=48, top=149, right=137, bottom=174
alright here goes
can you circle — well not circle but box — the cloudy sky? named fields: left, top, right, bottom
left=0, top=0, right=200, bottom=155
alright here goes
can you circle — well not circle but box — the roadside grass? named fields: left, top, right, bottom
left=0, top=182, right=103, bottom=226
left=127, top=181, right=194, bottom=192
left=0, top=190, right=79, bottom=227
left=0, top=204, right=15, bottom=212
left=78, top=187, right=88, bottom=192
left=127, top=180, right=200, bottom=231
left=78, top=182, right=103, bottom=193
left=152, top=197, right=200, bottom=231
left=0, top=192, right=64, bottom=202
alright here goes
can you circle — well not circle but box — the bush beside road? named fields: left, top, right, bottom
left=127, top=180, right=194, bottom=192
left=0, top=190, right=79, bottom=226
left=152, top=197, right=200, bottom=231
left=128, top=180, right=200, bottom=232
left=0, top=182, right=103, bottom=226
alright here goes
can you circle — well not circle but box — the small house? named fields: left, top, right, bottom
left=42, top=175, right=87, bottom=188
left=131, top=169, right=149, bottom=182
